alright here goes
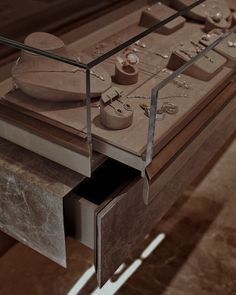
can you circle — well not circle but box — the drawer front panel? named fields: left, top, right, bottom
left=96, top=99, right=236, bottom=287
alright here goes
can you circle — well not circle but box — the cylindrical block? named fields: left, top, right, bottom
left=114, top=62, right=139, bottom=85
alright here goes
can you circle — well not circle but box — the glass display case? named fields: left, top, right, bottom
left=0, top=0, right=235, bottom=178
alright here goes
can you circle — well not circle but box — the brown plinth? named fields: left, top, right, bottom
left=200, top=32, right=236, bottom=68
left=171, top=0, right=231, bottom=22
left=167, top=41, right=227, bottom=81
left=140, top=2, right=186, bottom=35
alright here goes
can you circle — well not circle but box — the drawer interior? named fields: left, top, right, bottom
left=63, top=159, right=139, bottom=248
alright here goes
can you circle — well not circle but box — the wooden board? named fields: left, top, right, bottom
left=73, top=20, right=236, bottom=158
left=2, top=21, right=235, bottom=161
left=0, top=103, right=89, bottom=155
left=96, top=94, right=236, bottom=286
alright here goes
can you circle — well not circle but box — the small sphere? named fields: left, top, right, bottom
left=202, top=34, right=211, bottom=41
left=212, top=11, right=223, bottom=23
left=126, top=53, right=140, bottom=65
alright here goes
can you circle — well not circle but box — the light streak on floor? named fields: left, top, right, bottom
left=67, top=266, right=95, bottom=295
left=67, top=233, right=166, bottom=295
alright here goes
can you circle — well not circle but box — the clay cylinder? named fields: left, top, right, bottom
left=114, top=62, right=139, bottom=85
left=204, top=15, right=231, bottom=33
left=100, top=99, right=133, bottom=130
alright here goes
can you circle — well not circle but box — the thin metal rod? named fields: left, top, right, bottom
left=87, top=0, right=206, bottom=69
left=146, top=24, right=236, bottom=164
left=86, top=69, right=92, bottom=144
left=146, top=89, right=159, bottom=165
left=0, top=36, right=87, bottom=69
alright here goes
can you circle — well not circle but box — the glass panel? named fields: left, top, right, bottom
left=0, top=0, right=235, bottom=175
left=146, top=25, right=236, bottom=164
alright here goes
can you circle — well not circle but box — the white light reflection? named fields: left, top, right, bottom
left=67, top=233, right=166, bottom=295
left=67, top=266, right=95, bottom=295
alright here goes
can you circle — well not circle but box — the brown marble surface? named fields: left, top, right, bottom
left=0, top=135, right=236, bottom=294
left=0, top=138, right=84, bottom=267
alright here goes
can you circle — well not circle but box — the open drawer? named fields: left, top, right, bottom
left=64, top=86, right=236, bottom=287
left=63, top=160, right=141, bottom=286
